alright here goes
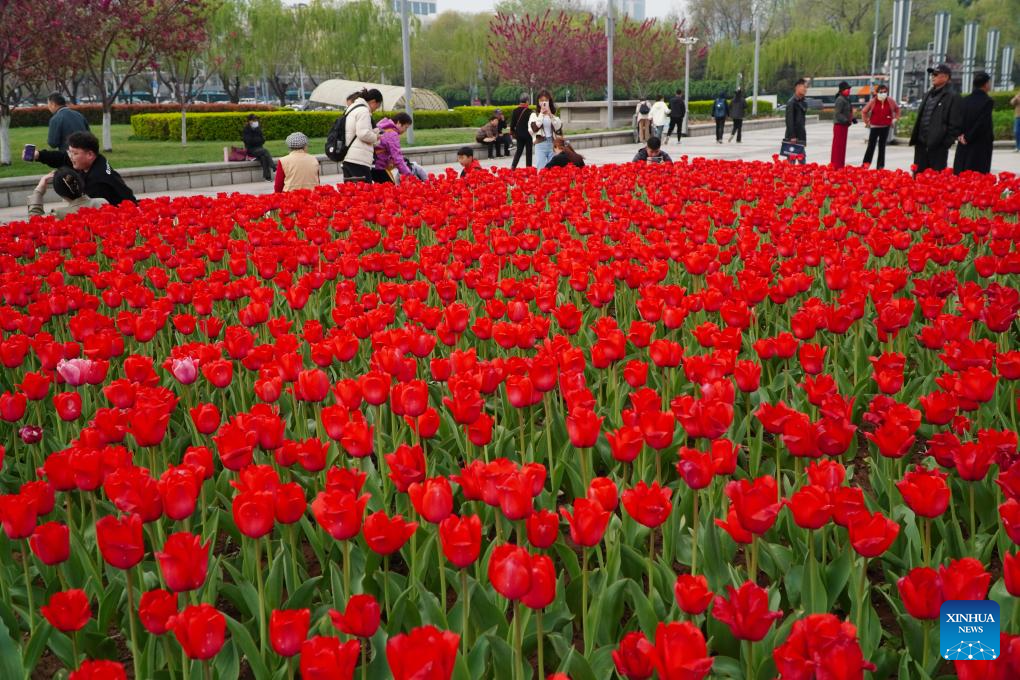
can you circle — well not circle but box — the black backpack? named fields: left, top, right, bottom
left=639, top=103, right=651, bottom=115
left=325, top=103, right=366, bottom=162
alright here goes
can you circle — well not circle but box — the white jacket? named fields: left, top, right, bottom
left=343, top=98, right=379, bottom=167
left=528, top=111, right=563, bottom=143
left=649, top=101, right=670, bottom=127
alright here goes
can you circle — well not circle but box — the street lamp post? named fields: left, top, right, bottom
left=677, top=36, right=698, bottom=136
left=400, top=0, right=415, bottom=144
left=752, top=16, right=760, bottom=115
left=607, top=0, right=615, bottom=130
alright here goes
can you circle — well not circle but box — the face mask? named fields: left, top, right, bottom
left=250, top=122, right=259, bottom=128
left=877, top=93, right=888, bottom=101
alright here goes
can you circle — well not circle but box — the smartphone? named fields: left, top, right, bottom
left=22, top=144, right=36, bottom=162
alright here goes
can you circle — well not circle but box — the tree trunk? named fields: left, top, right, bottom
left=0, top=113, right=11, bottom=166
left=101, top=106, right=113, bottom=151
left=181, top=106, right=187, bottom=146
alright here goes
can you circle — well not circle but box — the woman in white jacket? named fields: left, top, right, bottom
left=343, top=88, right=384, bottom=182
left=529, top=89, right=563, bottom=169
left=649, top=95, right=670, bottom=140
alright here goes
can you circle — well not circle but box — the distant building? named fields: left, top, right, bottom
left=390, top=0, right=436, bottom=16
left=620, top=0, right=645, bottom=20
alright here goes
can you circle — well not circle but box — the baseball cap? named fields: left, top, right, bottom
left=927, top=63, right=952, bottom=76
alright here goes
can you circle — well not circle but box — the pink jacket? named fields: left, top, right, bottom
left=373, top=119, right=411, bottom=176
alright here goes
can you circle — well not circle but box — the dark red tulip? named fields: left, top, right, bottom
left=189, top=403, right=221, bottom=434
left=725, top=476, right=780, bottom=535
left=712, top=581, right=782, bottom=641
left=41, top=589, right=91, bottom=632
left=69, top=660, right=127, bottom=680
left=54, top=392, right=82, bottom=421
left=676, top=446, right=715, bottom=490
left=439, top=514, right=482, bottom=568
left=784, top=485, right=832, bottom=530
left=385, top=444, right=426, bottom=492
left=330, top=594, right=381, bottom=638
left=521, top=554, right=556, bottom=610
left=1004, top=552, right=1020, bottom=597
left=139, top=588, right=179, bottom=635
left=232, top=490, right=275, bottom=539
left=612, top=631, right=655, bottom=680
left=526, top=509, right=559, bottom=549
left=172, top=604, right=227, bottom=660
left=158, top=465, right=202, bottom=522
left=269, top=608, right=310, bottom=657
left=566, top=406, right=603, bottom=448
left=295, top=369, right=330, bottom=402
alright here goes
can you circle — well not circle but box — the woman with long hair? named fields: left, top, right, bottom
left=528, top=89, right=563, bottom=170
left=342, top=88, right=384, bottom=182
left=543, top=136, right=585, bottom=169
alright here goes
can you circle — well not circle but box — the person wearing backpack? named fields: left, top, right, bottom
left=712, top=93, right=729, bottom=143
left=339, top=88, right=383, bottom=182
left=649, top=95, right=670, bottom=141
left=635, top=99, right=652, bottom=143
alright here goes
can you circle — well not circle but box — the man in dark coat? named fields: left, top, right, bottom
left=953, top=71, right=995, bottom=174
left=728, top=88, right=746, bottom=142
left=510, top=94, right=534, bottom=169
left=909, top=63, right=963, bottom=174
left=242, top=114, right=275, bottom=181
left=665, top=89, right=686, bottom=143
left=784, top=79, right=809, bottom=163
left=37, top=131, right=136, bottom=205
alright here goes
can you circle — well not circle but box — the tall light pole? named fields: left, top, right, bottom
left=752, top=14, right=760, bottom=115
left=869, top=0, right=880, bottom=89
left=1002, top=46, right=1016, bottom=91
left=400, top=0, right=415, bottom=144
left=677, top=36, right=698, bottom=136
left=985, top=29, right=1000, bottom=88
left=606, top=0, right=616, bottom=130
left=962, top=21, right=979, bottom=92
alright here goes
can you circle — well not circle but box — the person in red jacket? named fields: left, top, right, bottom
left=861, top=84, right=900, bottom=169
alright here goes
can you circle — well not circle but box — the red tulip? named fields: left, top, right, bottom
left=622, top=481, right=673, bottom=528
left=896, top=567, right=943, bottom=620
left=439, top=514, right=482, bottom=568
left=488, top=543, right=532, bottom=600
left=54, top=392, right=82, bottom=421
left=158, top=465, right=202, bottom=522
left=651, top=621, right=714, bottom=680
left=0, top=492, right=37, bottom=539
left=409, top=478, right=454, bottom=524
left=189, top=403, right=221, bottom=434
left=139, top=588, right=179, bottom=635
left=386, top=625, right=460, bottom=680
left=712, top=581, right=782, bottom=642
left=96, top=513, right=145, bottom=569
left=526, top=509, right=559, bottom=549
left=385, top=444, right=426, bottom=492
left=330, top=594, right=381, bottom=638
left=560, top=498, right=610, bottom=547
left=784, top=485, right=832, bottom=530
left=29, top=521, right=70, bottom=566
left=896, top=466, right=950, bottom=518
left=848, top=511, right=900, bottom=558
left=566, top=406, right=603, bottom=448
left=311, top=490, right=369, bottom=541
left=156, top=532, right=209, bottom=592
left=676, top=446, right=715, bottom=490
left=300, top=636, right=360, bottom=680
left=69, top=660, right=127, bottom=680
left=232, top=490, right=276, bottom=539
left=521, top=554, right=556, bottom=610
left=939, top=557, right=991, bottom=601
left=674, top=573, right=714, bottom=615
left=725, top=476, right=780, bottom=535
left=587, top=477, right=618, bottom=511
left=363, top=511, right=417, bottom=555
left=772, top=614, right=875, bottom=679
left=269, top=608, right=310, bottom=657
left=41, top=589, right=91, bottom=632
left=172, top=604, right=227, bottom=660
left=612, top=631, right=655, bottom=680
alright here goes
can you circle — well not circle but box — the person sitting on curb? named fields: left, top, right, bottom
left=457, top=147, right=481, bottom=177
left=242, top=114, right=275, bottom=182
left=274, top=132, right=320, bottom=193
left=632, top=136, right=673, bottom=163
left=33, top=131, right=136, bottom=205
left=27, top=167, right=107, bottom=218
left=476, top=115, right=504, bottom=159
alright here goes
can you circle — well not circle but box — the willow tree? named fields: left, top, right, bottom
left=302, top=0, right=404, bottom=85
left=205, top=0, right=254, bottom=103
left=414, top=12, right=501, bottom=102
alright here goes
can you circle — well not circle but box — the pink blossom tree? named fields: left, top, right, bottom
left=614, top=18, right=691, bottom=99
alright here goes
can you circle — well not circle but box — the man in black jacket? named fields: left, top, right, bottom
left=510, top=94, right=534, bottom=169
left=910, top=63, right=963, bottom=175
left=665, top=89, right=686, bottom=143
left=953, top=71, right=994, bottom=174
left=37, top=131, right=136, bottom=206
left=784, top=79, right=809, bottom=163
left=243, top=114, right=275, bottom=181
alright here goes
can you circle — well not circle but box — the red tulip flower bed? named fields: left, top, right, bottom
left=0, top=160, right=1018, bottom=680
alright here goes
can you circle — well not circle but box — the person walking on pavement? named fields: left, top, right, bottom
left=666, top=90, right=686, bottom=143
left=784, top=79, right=809, bottom=164
left=43, top=93, right=90, bottom=153
left=728, top=88, right=745, bottom=143
left=909, top=63, right=963, bottom=175
left=1011, top=89, right=1020, bottom=153
left=635, top=98, right=652, bottom=143
left=861, top=84, right=899, bottom=169
left=510, top=94, right=534, bottom=169
left=712, top=93, right=729, bottom=143
left=649, top=95, right=670, bottom=141
left=830, top=81, right=856, bottom=169
left=953, top=71, right=995, bottom=175
left=242, top=114, right=275, bottom=181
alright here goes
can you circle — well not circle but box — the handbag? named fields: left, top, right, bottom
left=779, top=140, right=805, bottom=158
left=227, top=146, right=249, bottom=162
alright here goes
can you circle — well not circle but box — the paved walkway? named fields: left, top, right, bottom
left=3, top=122, right=1018, bottom=224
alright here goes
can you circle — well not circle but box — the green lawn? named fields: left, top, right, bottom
left=0, top=125, right=631, bottom=179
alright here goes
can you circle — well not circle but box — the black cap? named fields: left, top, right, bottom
left=927, top=63, right=952, bottom=76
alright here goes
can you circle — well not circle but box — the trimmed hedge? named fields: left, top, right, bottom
left=897, top=109, right=1016, bottom=140
left=687, top=99, right=774, bottom=116
left=131, top=109, right=467, bottom=141
left=454, top=106, right=509, bottom=127
left=11, top=103, right=276, bottom=128
left=991, top=91, right=1018, bottom=111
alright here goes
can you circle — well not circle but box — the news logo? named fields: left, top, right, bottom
left=940, top=600, right=1000, bottom=661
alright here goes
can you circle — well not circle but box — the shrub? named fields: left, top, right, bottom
left=454, top=106, right=507, bottom=128
left=897, top=109, right=1015, bottom=140
left=686, top=99, right=773, bottom=117
left=990, top=91, right=1017, bottom=111
left=12, top=103, right=276, bottom=128
left=131, top=109, right=469, bottom=141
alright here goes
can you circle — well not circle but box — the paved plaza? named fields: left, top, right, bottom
left=2, top=121, right=1018, bottom=224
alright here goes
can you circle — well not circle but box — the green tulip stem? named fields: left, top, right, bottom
left=537, top=609, right=545, bottom=680
left=923, top=518, right=931, bottom=566
left=255, top=537, right=267, bottom=664
left=748, top=536, right=758, bottom=583
left=289, top=524, right=301, bottom=593
left=163, top=636, right=178, bottom=679
left=125, top=567, right=143, bottom=680
left=72, top=630, right=79, bottom=670
left=744, top=639, right=754, bottom=680
left=460, top=569, right=470, bottom=656
left=343, top=539, right=353, bottom=602
left=807, top=530, right=815, bottom=611
left=513, top=600, right=523, bottom=680
left=969, top=483, right=976, bottom=555
left=922, top=619, right=930, bottom=673
left=582, top=547, right=590, bottom=655
left=855, top=556, right=868, bottom=632
left=544, top=393, right=554, bottom=484
left=436, top=531, right=448, bottom=612
left=20, top=547, right=33, bottom=636
left=691, top=492, right=700, bottom=576
left=361, top=640, right=368, bottom=680
left=383, top=556, right=391, bottom=621
left=88, top=493, right=102, bottom=580
left=182, top=645, right=191, bottom=680
left=647, top=527, right=655, bottom=598
left=580, top=447, right=590, bottom=490
left=203, top=660, right=212, bottom=680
